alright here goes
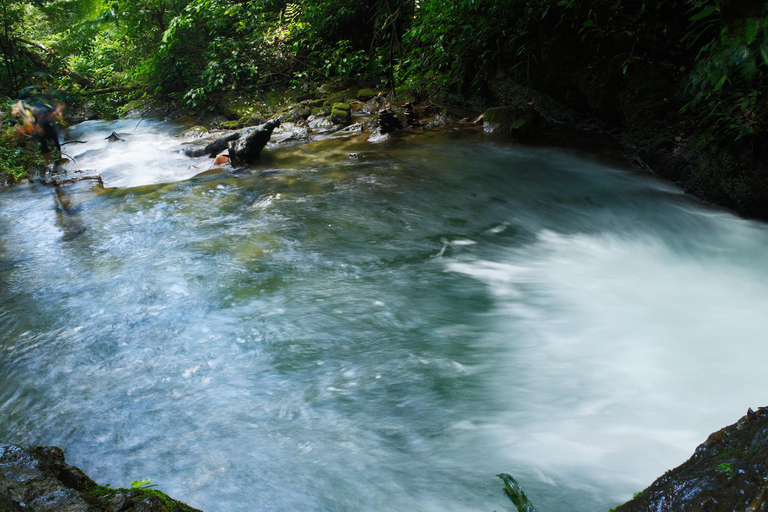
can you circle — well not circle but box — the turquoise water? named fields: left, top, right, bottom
left=1, top=119, right=767, bottom=511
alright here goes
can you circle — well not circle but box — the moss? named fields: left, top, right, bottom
left=357, top=88, right=375, bottom=101
left=312, top=106, right=331, bottom=117
left=220, top=120, right=240, bottom=130
left=330, top=102, right=351, bottom=125
left=88, top=484, right=199, bottom=512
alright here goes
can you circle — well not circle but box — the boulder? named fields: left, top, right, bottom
left=614, top=407, right=768, bottom=511
left=377, top=108, right=402, bottom=134
left=330, top=103, right=351, bottom=126
left=362, top=94, right=386, bottom=115
left=357, top=88, right=375, bottom=101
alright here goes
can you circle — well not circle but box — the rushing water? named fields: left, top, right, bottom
left=1, top=117, right=767, bottom=511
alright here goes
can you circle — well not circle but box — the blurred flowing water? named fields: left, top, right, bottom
left=1, top=119, right=767, bottom=511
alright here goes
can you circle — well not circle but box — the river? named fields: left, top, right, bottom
left=1, top=117, right=767, bottom=511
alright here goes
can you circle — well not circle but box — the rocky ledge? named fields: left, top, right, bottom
left=0, top=444, right=200, bottom=512
left=614, top=407, right=768, bottom=511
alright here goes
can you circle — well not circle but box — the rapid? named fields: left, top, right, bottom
left=1, top=117, right=767, bottom=511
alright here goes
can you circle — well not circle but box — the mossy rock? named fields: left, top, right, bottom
left=305, top=98, right=325, bottom=108
left=290, top=106, right=312, bottom=120
left=220, top=120, right=241, bottom=130
left=323, top=91, right=352, bottom=108
left=330, top=102, right=351, bottom=125
left=89, top=485, right=201, bottom=512
left=312, top=105, right=331, bottom=117
left=357, top=88, right=375, bottom=101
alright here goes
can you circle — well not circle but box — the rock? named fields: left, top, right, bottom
left=228, top=119, right=281, bottom=166
left=308, top=116, right=335, bottom=133
left=243, top=114, right=265, bottom=127
left=377, top=108, right=402, bottom=134
left=40, top=169, right=103, bottom=187
left=105, top=132, right=122, bottom=142
left=339, top=123, right=364, bottom=134
left=403, top=103, right=420, bottom=126
left=424, top=109, right=457, bottom=129
left=0, top=444, right=201, bottom=511
left=182, top=126, right=209, bottom=138
left=330, top=103, right=351, bottom=126
left=289, top=106, right=312, bottom=120
left=357, top=88, right=375, bottom=101
left=480, top=106, right=541, bottom=140
left=613, top=407, right=768, bottom=511
left=367, top=128, right=391, bottom=144
left=362, top=94, right=386, bottom=115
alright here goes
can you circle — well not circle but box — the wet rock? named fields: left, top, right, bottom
left=289, top=106, right=312, bottom=120
left=362, top=94, right=386, bottom=115
left=377, top=108, right=402, bottom=134
left=330, top=103, right=352, bottom=126
left=105, top=132, right=123, bottom=142
left=424, top=109, right=457, bottom=129
left=367, top=128, right=392, bottom=144
left=357, top=88, right=375, bottom=101
left=182, top=126, right=209, bottom=138
left=480, top=106, right=541, bottom=140
left=0, top=444, right=201, bottom=511
left=403, top=103, right=420, bottom=126
left=339, top=122, right=364, bottom=134
left=614, top=407, right=768, bottom=512
left=40, top=169, right=103, bottom=187
left=308, top=116, right=335, bottom=134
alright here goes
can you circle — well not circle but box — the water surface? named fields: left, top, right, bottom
left=1, top=119, right=767, bottom=511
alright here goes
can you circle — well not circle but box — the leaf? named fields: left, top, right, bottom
left=689, top=5, right=717, bottom=22
left=131, top=479, right=156, bottom=489
left=713, top=74, right=727, bottom=91
left=497, top=473, right=537, bottom=512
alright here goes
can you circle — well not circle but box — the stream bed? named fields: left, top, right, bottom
left=1, top=117, right=767, bottom=511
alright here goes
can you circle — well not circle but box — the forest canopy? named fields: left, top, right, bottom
left=1, top=0, right=767, bottom=181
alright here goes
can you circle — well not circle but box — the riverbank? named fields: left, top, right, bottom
left=0, top=444, right=200, bottom=512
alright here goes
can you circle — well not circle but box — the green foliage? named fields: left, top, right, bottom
left=717, top=462, right=734, bottom=474
left=0, top=101, right=46, bottom=184
left=683, top=1, right=768, bottom=142
left=131, top=478, right=157, bottom=489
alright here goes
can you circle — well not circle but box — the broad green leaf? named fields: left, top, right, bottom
left=690, top=5, right=717, bottom=22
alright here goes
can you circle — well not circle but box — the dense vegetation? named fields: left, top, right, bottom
left=1, top=0, right=767, bottom=216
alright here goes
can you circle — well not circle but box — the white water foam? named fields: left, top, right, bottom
left=445, top=226, right=768, bottom=505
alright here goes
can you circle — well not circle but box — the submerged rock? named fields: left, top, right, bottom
left=40, top=169, right=103, bottom=187
left=0, top=444, right=201, bottom=511
left=614, top=407, right=768, bottom=511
